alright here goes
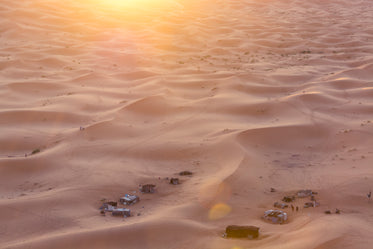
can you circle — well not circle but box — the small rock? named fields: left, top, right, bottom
left=325, top=210, right=331, bottom=214
left=335, top=209, right=341, bottom=214
left=270, top=188, right=276, bottom=192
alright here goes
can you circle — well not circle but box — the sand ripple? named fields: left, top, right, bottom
left=1, top=0, right=373, bottom=248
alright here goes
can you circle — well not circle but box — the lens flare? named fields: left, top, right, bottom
left=199, top=179, right=232, bottom=208
left=208, top=203, right=231, bottom=220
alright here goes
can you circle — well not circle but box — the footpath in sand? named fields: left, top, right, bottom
left=0, top=0, right=373, bottom=248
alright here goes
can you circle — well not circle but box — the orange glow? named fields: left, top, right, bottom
left=94, top=0, right=179, bottom=7
left=208, top=203, right=232, bottom=220
left=87, top=0, right=184, bottom=14
left=198, top=179, right=232, bottom=208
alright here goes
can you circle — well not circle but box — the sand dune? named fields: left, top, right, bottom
left=1, top=0, right=373, bottom=248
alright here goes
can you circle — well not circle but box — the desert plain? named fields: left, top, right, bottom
left=0, top=0, right=373, bottom=248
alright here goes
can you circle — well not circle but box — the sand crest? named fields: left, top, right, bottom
left=1, top=0, right=373, bottom=248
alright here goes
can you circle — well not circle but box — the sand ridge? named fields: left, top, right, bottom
left=1, top=0, right=373, bottom=248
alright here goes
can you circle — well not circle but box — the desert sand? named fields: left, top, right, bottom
left=1, top=0, right=373, bottom=248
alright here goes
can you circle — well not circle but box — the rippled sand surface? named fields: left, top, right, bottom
left=1, top=0, right=373, bottom=248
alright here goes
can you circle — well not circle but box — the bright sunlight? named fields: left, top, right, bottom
left=91, top=0, right=183, bottom=10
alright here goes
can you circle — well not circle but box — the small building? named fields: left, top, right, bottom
left=179, top=171, right=193, bottom=176
left=304, top=201, right=320, bottom=208
left=112, top=208, right=131, bottom=217
left=297, top=189, right=317, bottom=198
left=282, top=196, right=295, bottom=202
left=105, top=201, right=117, bottom=207
left=225, top=225, right=259, bottom=239
left=141, top=184, right=156, bottom=193
left=274, top=202, right=288, bottom=209
left=120, top=194, right=140, bottom=205
left=263, top=210, right=287, bottom=224
left=100, top=202, right=116, bottom=212
left=170, top=178, right=179, bottom=185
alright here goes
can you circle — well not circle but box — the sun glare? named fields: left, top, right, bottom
left=76, top=0, right=186, bottom=23
left=93, top=0, right=182, bottom=10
